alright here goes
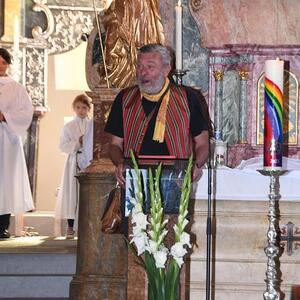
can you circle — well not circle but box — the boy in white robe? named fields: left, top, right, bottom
left=0, top=48, right=34, bottom=239
left=55, top=94, right=92, bottom=239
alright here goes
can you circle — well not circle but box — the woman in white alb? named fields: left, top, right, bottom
left=55, top=94, right=92, bottom=238
left=0, top=48, right=34, bottom=239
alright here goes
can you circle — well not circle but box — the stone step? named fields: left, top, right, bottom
left=0, top=237, right=76, bottom=299
left=10, top=211, right=65, bottom=237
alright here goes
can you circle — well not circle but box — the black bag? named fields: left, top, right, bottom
left=101, top=185, right=123, bottom=234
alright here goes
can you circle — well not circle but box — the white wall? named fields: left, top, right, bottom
left=35, top=49, right=90, bottom=211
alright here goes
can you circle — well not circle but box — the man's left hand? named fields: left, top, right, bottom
left=192, top=165, right=203, bottom=182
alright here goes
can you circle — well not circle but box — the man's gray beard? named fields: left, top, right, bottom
left=138, top=74, right=165, bottom=94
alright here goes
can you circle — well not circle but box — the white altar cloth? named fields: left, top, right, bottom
left=193, top=157, right=300, bottom=201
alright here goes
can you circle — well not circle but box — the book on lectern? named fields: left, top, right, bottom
left=124, top=155, right=189, bottom=216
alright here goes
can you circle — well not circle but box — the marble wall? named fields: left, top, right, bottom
left=189, top=0, right=300, bottom=48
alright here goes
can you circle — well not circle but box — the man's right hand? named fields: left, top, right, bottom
left=115, top=163, right=125, bottom=188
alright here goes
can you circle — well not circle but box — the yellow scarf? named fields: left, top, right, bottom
left=140, top=78, right=170, bottom=143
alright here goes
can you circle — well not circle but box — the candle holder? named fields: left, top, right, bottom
left=257, top=169, right=288, bottom=300
left=172, top=69, right=188, bottom=86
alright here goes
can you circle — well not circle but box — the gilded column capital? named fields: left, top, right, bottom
left=238, top=70, right=249, bottom=80
left=213, top=70, right=224, bottom=81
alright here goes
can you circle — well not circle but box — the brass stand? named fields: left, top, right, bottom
left=258, top=169, right=287, bottom=300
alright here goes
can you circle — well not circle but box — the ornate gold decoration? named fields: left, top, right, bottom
left=238, top=70, right=249, bottom=80
left=213, top=70, right=224, bottom=81
left=256, top=70, right=298, bottom=145
left=100, top=0, right=165, bottom=88
left=191, top=0, right=202, bottom=11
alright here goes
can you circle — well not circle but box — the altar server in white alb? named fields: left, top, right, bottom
left=55, top=94, right=92, bottom=239
left=0, top=48, right=34, bottom=239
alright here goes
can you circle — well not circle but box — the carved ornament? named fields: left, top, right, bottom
left=213, top=70, right=224, bottom=81
left=32, top=0, right=55, bottom=40
left=190, top=0, right=202, bottom=11
left=238, top=70, right=249, bottom=80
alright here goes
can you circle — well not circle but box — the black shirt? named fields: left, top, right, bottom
left=105, top=86, right=209, bottom=155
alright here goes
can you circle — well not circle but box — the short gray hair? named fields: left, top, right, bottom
left=138, top=44, right=171, bottom=66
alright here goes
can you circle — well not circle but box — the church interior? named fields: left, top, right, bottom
left=0, top=0, right=300, bottom=299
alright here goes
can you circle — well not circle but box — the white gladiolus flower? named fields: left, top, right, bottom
left=129, top=197, right=137, bottom=204
left=132, top=212, right=148, bottom=230
left=130, top=232, right=149, bottom=256
left=179, top=232, right=191, bottom=248
left=171, top=242, right=188, bottom=267
left=172, top=255, right=184, bottom=267
left=148, top=230, right=156, bottom=240
left=154, top=248, right=168, bottom=268
left=132, top=204, right=143, bottom=215
left=132, top=225, right=145, bottom=235
left=171, top=242, right=188, bottom=257
left=147, top=240, right=158, bottom=253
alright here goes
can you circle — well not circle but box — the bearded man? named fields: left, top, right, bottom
left=105, top=44, right=209, bottom=186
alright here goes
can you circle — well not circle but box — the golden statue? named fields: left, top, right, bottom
left=101, top=0, right=165, bottom=88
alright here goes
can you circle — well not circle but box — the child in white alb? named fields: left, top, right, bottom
left=55, top=94, right=92, bottom=239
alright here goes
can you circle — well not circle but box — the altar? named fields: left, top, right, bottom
left=188, top=157, right=300, bottom=300
left=194, top=157, right=300, bottom=201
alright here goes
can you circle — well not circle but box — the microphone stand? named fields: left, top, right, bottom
left=206, top=139, right=213, bottom=300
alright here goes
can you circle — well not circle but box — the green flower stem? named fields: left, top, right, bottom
left=130, top=150, right=144, bottom=206
left=130, top=152, right=191, bottom=300
left=175, top=155, right=193, bottom=242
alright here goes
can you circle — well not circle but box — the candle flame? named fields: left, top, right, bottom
left=178, top=0, right=182, bottom=6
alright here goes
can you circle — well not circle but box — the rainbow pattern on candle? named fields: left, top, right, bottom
left=264, top=60, right=284, bottom=169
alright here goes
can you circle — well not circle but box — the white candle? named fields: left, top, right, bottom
left=175, top=0, right=182, bottom=70
left=13, top=15, right=20, bottom=53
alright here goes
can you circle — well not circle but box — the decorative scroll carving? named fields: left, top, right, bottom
left=32, top=0, right=55, bottom=40
left=25, top=47, right=46, bottom=107
left=31, top=1, right=94, bottom=55
left=47, top=9, right=93, bottom=54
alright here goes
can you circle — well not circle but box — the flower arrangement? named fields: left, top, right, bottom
left=129, top=151, right=193, bottom=300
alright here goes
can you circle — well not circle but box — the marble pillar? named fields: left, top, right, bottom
left=69, top=171, right=127, bottom=300
left=213, top=70, right=224, bottom=140
left=238, top=70, right=249, bottom=144
left=68, top=85, right=127, bottom=299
